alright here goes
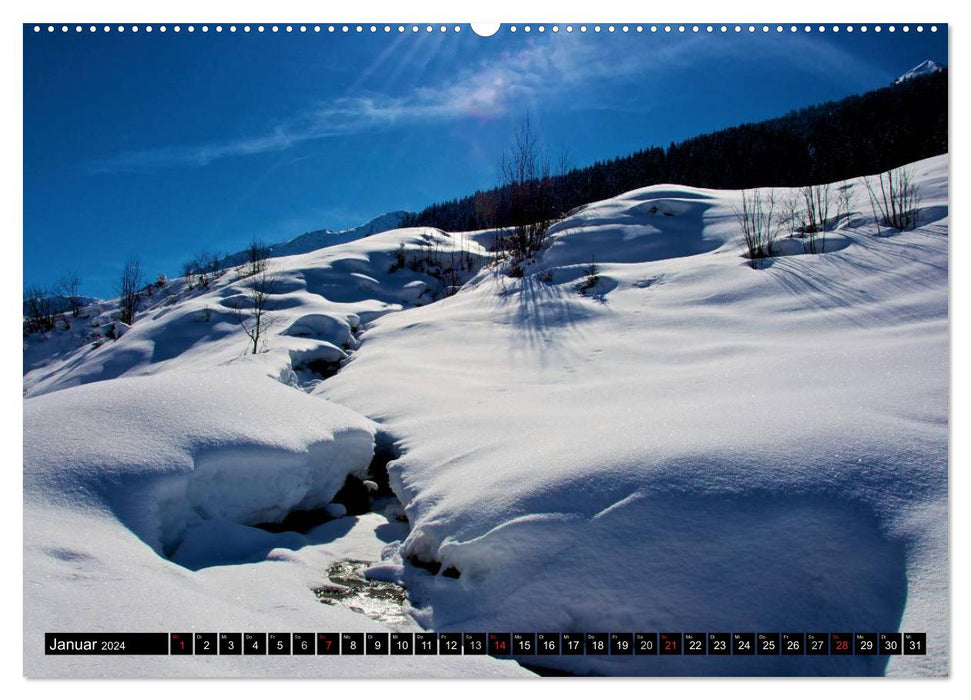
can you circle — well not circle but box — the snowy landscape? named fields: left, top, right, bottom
left=23, top=152, right=948, bottom=677
left=21, top=15, right=951, bottom=678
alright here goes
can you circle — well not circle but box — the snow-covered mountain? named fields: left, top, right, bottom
left=895, top=59, right=944, bottom=84
left=23, top=157, right=949, bottom=678
left=219, top=210, right=411, bottom=270
left=268, top=210, right=412, bottom=257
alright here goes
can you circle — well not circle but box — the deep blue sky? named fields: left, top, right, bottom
left=24, top=24, right=947, bottom=298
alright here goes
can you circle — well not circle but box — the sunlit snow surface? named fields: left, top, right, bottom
left=24, top=156, right=948, bottom=677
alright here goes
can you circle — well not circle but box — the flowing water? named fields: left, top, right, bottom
left=313, top=559, right=412, bottom=627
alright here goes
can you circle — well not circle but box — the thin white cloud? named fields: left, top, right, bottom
left=86, top=34, right=885, bottom=173
left=88, top=45, right=549, bottom=172
left=86, top=38, right=634, bottom=173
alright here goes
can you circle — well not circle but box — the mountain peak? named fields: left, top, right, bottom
left=896, top=59, right=943, bottom=84
left=271, top=210, right=411, bottom=257
left=218, top=211, right=412, bottom=269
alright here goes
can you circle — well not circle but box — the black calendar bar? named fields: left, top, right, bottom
left=44, top=632, right=927, bottom=656
left=45, top=633, right=169, bottom=655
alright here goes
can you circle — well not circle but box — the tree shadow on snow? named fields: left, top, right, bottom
left=492, top=274, right=597, bottom=364
left=765, top=229, right=947, bottom=327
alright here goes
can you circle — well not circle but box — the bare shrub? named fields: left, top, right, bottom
left=801, top=184, right=831, bottom=253
left=863, top=166, right=921, bottom=232
left=24, top=285, right=56, bottom=334
left=182, top=260, right=196, bottom=290
left=184, top=250, right=222, bottom=289
left=246, top=237, right=270, bottom=277
left=117, top=255, right=143, bottom=325
left=388, top=243, right=406, bottom=273
left=836, top=184, right=853, bottom=227
left=387, top=235, right=480, bottom=299
left=735, top=189, right=777, bottom=266
left=576, top=258, right=601, bottom=295
left=778, top=191, right=802, bottom=238
left=230, top=269, right=275, bottom=354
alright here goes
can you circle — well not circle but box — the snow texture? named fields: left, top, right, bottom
left=23, top=156, right=948, bottom=677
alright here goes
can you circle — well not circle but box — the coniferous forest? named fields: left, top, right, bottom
left=401, top=70, right=947, bottom=232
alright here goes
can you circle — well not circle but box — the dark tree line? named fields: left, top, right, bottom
left=402, top=70, right=947, bottom=232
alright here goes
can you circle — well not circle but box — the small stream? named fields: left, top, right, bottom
left=281, top=320, right=444, bottom=643
left=306, top=438, right=416, bottom=626
left=272, top=308, right=549, bottom=674
left=313, top=559, right=412, bottom=627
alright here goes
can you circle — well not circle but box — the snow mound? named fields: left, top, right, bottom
left=544, top=190, right=724, bottom=269
left=24, top=367, right=375, bottom=555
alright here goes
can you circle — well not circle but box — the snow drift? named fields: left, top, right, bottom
left=25, top=367, right=376, bottom=557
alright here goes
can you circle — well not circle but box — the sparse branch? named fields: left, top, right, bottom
left=117, top=255, right=143, bottom=325
left=863, top=166, right=921, bottom=231
left=800, top=183, right=831, bottom=253
left=778, top=191, right=801, bottom=237
left=246, top=237, right=270, bottom=277
left=495, top=113, right=559, bottom=273
left=836, top=184, right=853, bottom=227
left=184, top=250, right=222, bottom=290
left=57, top=272, right=83, bottom=317
left=735, top=188, right=777, bottom=267
left=230, top=269, right=275, bottom=354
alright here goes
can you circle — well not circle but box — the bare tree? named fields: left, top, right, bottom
left=496, top=114, right=556, bottom=272
left=801, top=183, right=831, bottom=253
left=231, top=269, right=275, bottom=354
left=57, top=272, right=83, bottom=317
left=246, top=237, right=270, bottom=277
left=117, top=255, right=143, bottom=325
left=735, top=189, right=778, bottom=266
left=860, top=176, right=884, bottom=236
left=555, top=146, right=574, bottom=178
left=862, top=166, right=921, bottom=231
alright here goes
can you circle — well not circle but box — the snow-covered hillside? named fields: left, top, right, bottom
left=23, top=226, right=484, bottom=398
left=23, top=155, right=949, bottom=677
